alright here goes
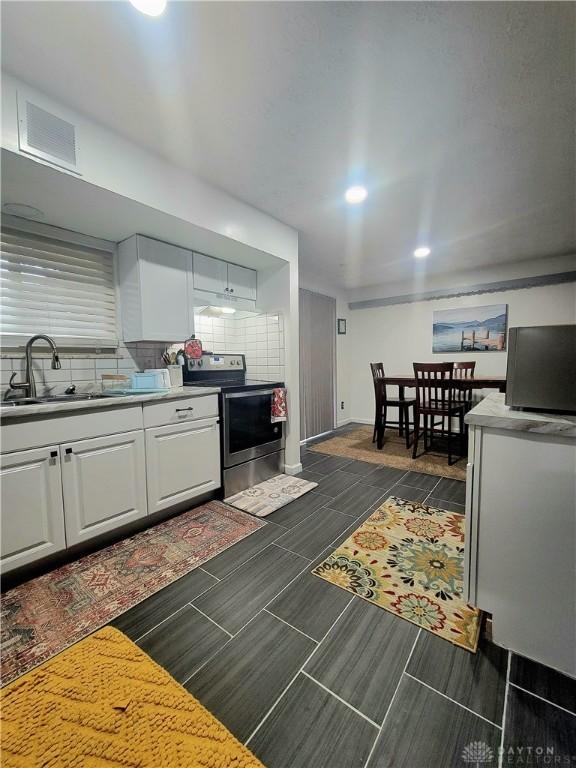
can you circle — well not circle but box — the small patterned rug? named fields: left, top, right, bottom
left=309, top=426, right=466, bottom=480
left=313, top=496, right=481, bottom=652
left=0, top=626, right=264, bottom=768
left=1, top=502, right=263, bottom=686
left=225, top=473, right=318, bottom=517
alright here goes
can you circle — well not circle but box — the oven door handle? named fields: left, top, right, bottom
left=224, top=389, right=276, bottom=399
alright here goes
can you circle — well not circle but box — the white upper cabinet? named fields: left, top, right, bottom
left=192, top=252, right=228, bottom=295
left=192, top=252, right=257, bottom=302
left=118, top=235, right=194, bottom=342
left=227, top=262, right=257, bottom=301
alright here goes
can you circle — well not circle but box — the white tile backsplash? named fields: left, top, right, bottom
left=193, top=312, right=285, bottom=382
left=1, top=313, right=285, bottom=397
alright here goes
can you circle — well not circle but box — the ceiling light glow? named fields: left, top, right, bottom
left=220, top=307, right=236, bottom=314
left=344, top=186, right=367, bottom=205
left=413, top=246, right=431, bottom=258
left=129, top=0, right=166, bottom=16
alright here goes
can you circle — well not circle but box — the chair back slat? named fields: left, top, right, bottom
left=453, top=361, right=476, bottom=404
left=370, top=362, right=387, bottom=405
left=413, top=362, right=455, bottom=409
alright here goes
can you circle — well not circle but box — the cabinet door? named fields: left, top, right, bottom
left=227, top=263, right=257, bottom=301
left=61, top=431, right=147, bottom=546
left=138, top=236, right=190, bottom=340
left=192, top=253, right=228, bottom=295
left=1, top=446, right=66, bottom=572
left=146, top=417, right=221, bottom=514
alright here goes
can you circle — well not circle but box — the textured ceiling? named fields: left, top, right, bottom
left=2, top=1, right=575, bottom=289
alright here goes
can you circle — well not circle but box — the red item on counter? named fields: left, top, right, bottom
left=185, top=337, right=203, bottom=359
left=271, top=388, right=287, bottom=423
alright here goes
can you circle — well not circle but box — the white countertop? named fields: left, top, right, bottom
left=465, top=392, right=576, bottom=438
left=0, top=387, right=220, bottom=420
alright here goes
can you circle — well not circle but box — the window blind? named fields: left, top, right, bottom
left=0, top=228, right=118, bottom=345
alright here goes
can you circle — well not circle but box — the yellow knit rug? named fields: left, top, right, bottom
left=0, top=626, right=264, bottom=768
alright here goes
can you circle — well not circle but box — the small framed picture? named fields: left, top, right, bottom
left=337, top=319, right=347, bottom=335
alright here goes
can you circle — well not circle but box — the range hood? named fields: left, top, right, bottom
left=194, top=305, right=264, bottom=320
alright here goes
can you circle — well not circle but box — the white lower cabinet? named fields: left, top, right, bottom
left=0, top=396, right=221, bottom=573
left=61, top=430, right=147, bottom=546
left=146, top=417, right=220, bottom=513
left=0, top=445, right=66, bottom=571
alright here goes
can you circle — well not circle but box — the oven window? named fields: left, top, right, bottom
left=228, top=393, right=282, bottom=453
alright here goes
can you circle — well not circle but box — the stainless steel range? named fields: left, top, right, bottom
left=183, top=353, right=285, bottom=497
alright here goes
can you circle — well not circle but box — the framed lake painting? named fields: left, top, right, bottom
left=432, top=304, right=508, bottom=353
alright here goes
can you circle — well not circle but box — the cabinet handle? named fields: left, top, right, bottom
left=229, top=288, right=234, bottom=293
left=224, top=287, right=229, bottom=292
left=176, top=407, right=194, bottom=413
left=50, top=450, right=58, bottom=458
left=65, top=448, right=73, bottom=455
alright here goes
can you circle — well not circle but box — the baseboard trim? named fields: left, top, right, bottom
left=284, top=462, right=303, bottom=476
left=336, top=418, right=352, bottom=428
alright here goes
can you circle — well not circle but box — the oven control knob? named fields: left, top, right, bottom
left=189, top=360, right=195, bottom=367
left=231, top=360, right=236, bottom=366
left=197, top=359, right=203, bottom=367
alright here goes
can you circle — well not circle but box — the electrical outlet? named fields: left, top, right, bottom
left=340, top=401, right=345, bottom=410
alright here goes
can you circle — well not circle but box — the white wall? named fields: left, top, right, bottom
left=348, top=282, right=576, bottom=422
left=348, top=254, right=576, bottom=304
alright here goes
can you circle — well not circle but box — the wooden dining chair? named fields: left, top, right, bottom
left=412, top=362, right=466, bottom=465
left=370, top=363, right=416, bottom=450
left=453, top=361, right=476, bottom=413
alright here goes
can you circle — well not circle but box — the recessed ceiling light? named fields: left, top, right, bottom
left=413, top=246, right=431, bottom=258
left=2, top=203, right=44, bottom=219
left=220, top=307, right=236, bottom=314
left=344, top=186, right=368, bottom=205
left=129, top=0, right=166, bottom=16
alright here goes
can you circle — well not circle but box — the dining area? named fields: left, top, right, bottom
left=370, top=362, right=507, bottom=467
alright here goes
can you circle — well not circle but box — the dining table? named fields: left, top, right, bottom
left=381, top=374, right=507, bottom=401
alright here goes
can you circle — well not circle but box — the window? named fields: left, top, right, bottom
left=0, top=226, right=118, bottom=346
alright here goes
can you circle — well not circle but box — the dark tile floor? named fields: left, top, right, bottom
left=109, top=425, right=576, bottom=767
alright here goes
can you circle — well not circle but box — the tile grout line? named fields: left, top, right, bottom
left=263, top=609, right=318, bottom=644
left=404, top=672, right=503, bottom=729
left=301, top=670, right=380, bottom=729
left=498, top=651, right=512, bottom=768
left=362, top=629, right=422, bottom=768
left=131, top=576, right=221, bottom=644
left=422, top=476, right=443, bottom=504
left=182, top=547, right=351, bottom=688
left=272, top=541, right=313, bottom=561
left=198, top=566, right=220, bottom=581
left=190, top=603, right=234, bottom=638
left=243, top=595, right=356, bottom=747
left=201, top=536, right=288, bottom=584
left=508, top=681, right=576, bottom=718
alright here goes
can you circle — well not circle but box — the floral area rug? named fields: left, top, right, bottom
left=1, top=502, right=264, bottom=686
left=312, top=496, right=481, bottom=651
left=309, top=427, right=466, bottom=481
left=225, top=474, right=318, bottom=517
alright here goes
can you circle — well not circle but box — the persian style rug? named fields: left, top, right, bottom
left=309, top=426, right=466, bottom=481
left=1, top=502, right=263, bottom=686
left=225, top=473, right=318, bottom=517
left=313, top=496, right=481, bottom=651
left=0, top=626, right=264, bottom=768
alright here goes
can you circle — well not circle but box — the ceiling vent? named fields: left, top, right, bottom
left=17, top=92, right=80, bottom=174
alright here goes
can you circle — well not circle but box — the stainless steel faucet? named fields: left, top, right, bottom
left=8, top=334, right=61, bottom=399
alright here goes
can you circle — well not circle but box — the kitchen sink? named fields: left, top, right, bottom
left=2, top=393, right=108, bottom=407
